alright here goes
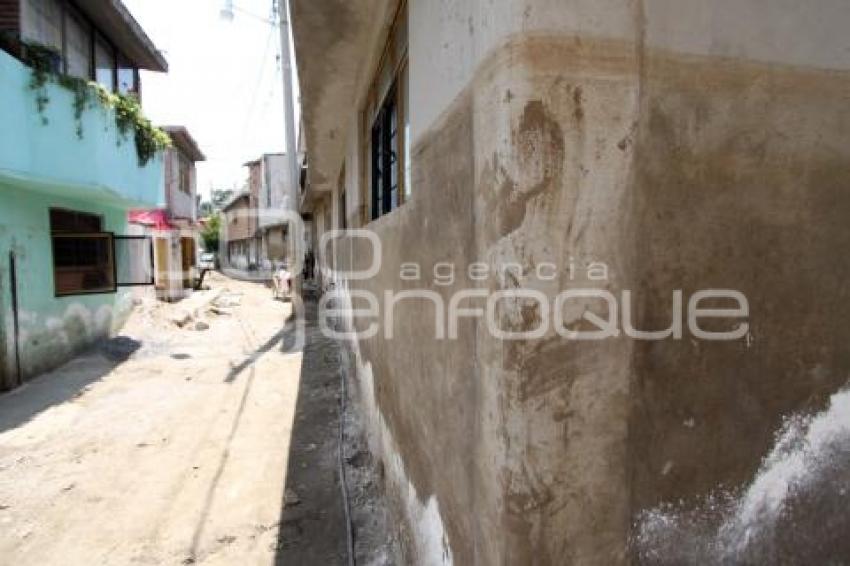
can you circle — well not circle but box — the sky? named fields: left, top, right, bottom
left=123, top=0, right=298, bottom=200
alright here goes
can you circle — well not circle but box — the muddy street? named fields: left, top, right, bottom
left=0, top=274, right=366, bottom=565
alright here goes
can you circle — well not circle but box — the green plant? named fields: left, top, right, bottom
left=201, top=214, right=222, bottom=252
left=24, top=43, right=58, bottom=124
left=57, top=75, right=94, bottom=138
left=211, top=188, right=235, bottom=210
left=94, top=86, right=171, bottom=166
left=23, top=40, right=170, bottom=165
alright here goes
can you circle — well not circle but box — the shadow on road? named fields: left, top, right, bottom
left=273, top=299, right=350, bottom=566
left=0, top=337, right=140, bottom=435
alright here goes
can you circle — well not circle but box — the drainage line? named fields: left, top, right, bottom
left=337, top=342, right=356, bottom=566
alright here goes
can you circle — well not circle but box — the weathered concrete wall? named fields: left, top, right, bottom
left=0, top=184, right=133, bottom=384
left=295, top=0, right=850, bottom=563
left=629, top=14, right=850, bottom=518
left=471, top=34, right=641, bottom=564
left=349, top=91, right=478, bottom=563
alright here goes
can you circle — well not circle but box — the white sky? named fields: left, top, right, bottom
left=124, top=0, right=297, bottom=200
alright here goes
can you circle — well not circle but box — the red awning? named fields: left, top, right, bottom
left=129, top=209, right=176, bottom=230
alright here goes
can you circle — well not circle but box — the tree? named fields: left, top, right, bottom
left=200, top=214, right=222, bottom=253
left=211, top=189, right=234, bottom=210
left=198, top=200, right=215, bottom=217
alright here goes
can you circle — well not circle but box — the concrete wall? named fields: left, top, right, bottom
left=0, top=184, right=133, bottom=388
left=163, top=147, right=196, bottom=222
left=294, top=0, right=850, bottom=563
left=223, top=196, right=254, bottom=243
left=0, top=48, right=164, bottom=209
left=0, top=45, right=163, bottom=389
left=260, top=154, right=294, bottom=216
left=631, top=0, right=850, bottom=519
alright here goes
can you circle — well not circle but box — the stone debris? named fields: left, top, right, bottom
left=284, top=488, right=301, bottom=508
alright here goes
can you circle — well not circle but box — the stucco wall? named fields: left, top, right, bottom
left=629, top=26, right=850, bottom=518
left=0, top=184, right=133, bottom=387
left=0, top=49, right=164, bottom=209
left=296, top=0, right=850, bottom=563
left=163, top=147, right=196, bottom=221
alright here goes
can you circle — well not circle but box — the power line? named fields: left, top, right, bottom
left=237, top=24, right=276, bottom=155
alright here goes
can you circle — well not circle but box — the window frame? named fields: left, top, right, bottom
left=51, top=232, right=117, bottom=297
left=20, top=0, right=137, bottom=95
left=62, top=3, right=91, bottom=80
left=21, top=0, right=63, bottom=56
left=48, top=207, right=155, bottom=298
left=178, top=152, right=192, bottom=195
left=19, top=0, right=137, bottom=96
left=371, top=83, right=400, bottom=220
left=364, top=1, right=409, bottom=223
left=94, top=30, right=116, bottom=92
left=49, top=207, right=116, bottom=297
left=117, top=51, right=138, bottom=97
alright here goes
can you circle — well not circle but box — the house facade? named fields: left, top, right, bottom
left=251, top=153, right=297, bottom=267
left=291, top=0, right=850, bottom=564
left=223, top=153, right=297, bottom=272
left=129, top=126, right=205, bottom=301
left=0, top=0, right=167, bottom=389
left=221, top=191, right=255, bottom=270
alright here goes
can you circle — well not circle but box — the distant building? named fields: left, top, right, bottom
left=222, top=153, right=297, bottom=272
left=221, top=190, right=255, bottom=270
left=248, top=153, right=297, bottom=267
left=0, top=0, right=167, bottom=389
left=129, top=126, right=205, bottom=302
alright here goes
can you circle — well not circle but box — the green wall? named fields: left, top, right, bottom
left=0, top=47, right=165, bottom=388
left=0, top=183, right=133, bottom=386
left=0, top=49, right=164, bottom=208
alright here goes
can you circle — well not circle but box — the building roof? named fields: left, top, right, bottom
left=222, top=190, right=251, bottom=211
left=242, top=152, right=286, bottom=167
left=75, top=0, right=168, bottom=72
left=161, top=126, right=206, bottom=162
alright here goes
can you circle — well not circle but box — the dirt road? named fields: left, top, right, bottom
left=0, top=274, right=352, bottom=565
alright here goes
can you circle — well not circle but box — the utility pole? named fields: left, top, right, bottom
left=275, top=0, right=302, bottom=267
left=221, top=0, right=302, bottom=265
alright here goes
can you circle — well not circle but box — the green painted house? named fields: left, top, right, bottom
left=0, top=0, right=168, bottom=389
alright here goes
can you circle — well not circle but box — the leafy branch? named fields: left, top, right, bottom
left=23, top=41, right=170, bottom=166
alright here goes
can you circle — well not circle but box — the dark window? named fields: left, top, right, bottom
left=50, top=208, right=116, bottom=296
left=117, top=52, right=138, bottom=96
left=94, top=32, right=115, bottom=91
left=179, top=154, right=191, bottom=194
left=21, top=0, right=62, bottom=53
left=64, top=6, right=91, bottom=79
left=19, top=1, right=136, bottom=94
left=371, top=85, right=399, bottom=220
left=50, top=208, right=102, bottom=232
left=51, top=233, right=116, bottom=296
left=366, top=1, right=408, bottom=223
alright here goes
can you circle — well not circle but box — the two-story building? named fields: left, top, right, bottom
left=0, top=0, right=168, bottom=389
left=222, top=153, right=297, bottom=272
left=129, top=126, right=205, bottom=301
left=247, top=152, right=297, bottom=268
left=221, top=190, right=255, bottom=270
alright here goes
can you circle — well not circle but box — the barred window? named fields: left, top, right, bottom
left=368, top=2, right=409, bottom=221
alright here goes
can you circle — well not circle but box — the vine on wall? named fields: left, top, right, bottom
left=23, top=42, right=171, bottom=166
